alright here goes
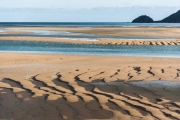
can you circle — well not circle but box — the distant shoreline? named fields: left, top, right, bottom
left=1, top=26, right=180, bottom=46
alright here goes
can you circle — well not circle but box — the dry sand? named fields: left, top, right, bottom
left=0, top=53, right=180, bottom=120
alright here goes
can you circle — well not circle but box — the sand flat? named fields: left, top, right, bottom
left=0, top=26, right=180, bottom=119
left=0, top=52, right=180, bottom=119
left=1, top=26, right=180, bottom=45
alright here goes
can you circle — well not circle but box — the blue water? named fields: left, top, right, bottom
left=0, top=40, right=180, bottom=57
left=0, top=22, right=180, bottom=27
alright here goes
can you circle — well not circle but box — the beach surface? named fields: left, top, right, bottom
left=0, top=53, right=180, bottom=120
left=0, top=26, right=180, bottom=120
left=0, top=27, right=180, bottom=45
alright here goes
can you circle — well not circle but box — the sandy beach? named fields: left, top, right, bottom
left=0, top=53, right=180, bottom=120
left=0, top=26, right=180, bottom=120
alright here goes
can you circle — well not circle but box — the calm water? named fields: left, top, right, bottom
left=0, top=30, right=162, bottom=40
left=0, top=40, right=180, bottom=57
left=0, top=22, right=180, bottom=27
left=0, top=22, right=180, bottom=57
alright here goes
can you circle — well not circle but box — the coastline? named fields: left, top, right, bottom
left=1, top=26, right=180, bottom=119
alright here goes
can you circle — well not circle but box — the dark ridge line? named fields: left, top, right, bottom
left=127, top=73, right=133, bottom=80
left=149, top=42, right=153, bottom=45
left=121, top=100, right=161, bottom=120
left=125, top=80, right=143, bottom=83
left=56, top=73, right=76, bottom=95
left=62, top=96, right=68, bottom=101
left=74, top=72, right=95, bottom=92
left=174, top=42, right=178, bottom=45
left=31, top=76, right=66, bottom=94
left=44, top=94, right=49, bottom=100
left=94, top=71, right=105, bottom=76
left=147, top=67, right=155, bottom=76
left=84, top=93, right=103, bottom=109
left=108, top=100, right=132, bottom=116
left=133, top=93, right=145, bottom=99
left=77, top=95, right=84, bottom=102
left=74, top=72, right=88, bottom=84
left=31, top=78, right=63, bottom=95
left=175, top=73, right=179, bottom=79
left=110, top=72, right=119, bottom=78
left=91, top=79, right=124, bottom=96
left=56, top=73, right=77, bottom=95
left=160, top=110, right=178, bottom=120
left=38, top=86, right=48, bottom=92
left=161, top=42, right=165, bottom=45
left=166, top=105, right=180, bottom=114
left=58, top=71, right=102, bottom=110
left=155, top=42, right=158, bottom=45
left=4, top=78, right=35, bottom=96
left=117, top=69, right=121, bottom=72
left=88, top=79, right=114, bottom=99
left=119, top=94, right=162, bottom=109
left=175, top=110, right=180, bottom=114
left=156, top=98, right=163, bottom=102
left=161, top=69, right=164, bottom=73
left=167, top=43, right=171, bottom=45
left=172, top=103, right=180, bottom=108
left=37, top=86, right=61, bottom=95
left=133, top=67, right=141, bottom=74
left=92, top=89, right=114, bottom=99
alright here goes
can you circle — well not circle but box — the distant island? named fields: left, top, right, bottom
left=132, top=15, right=154, bottom=23
left=132, top=10, right=180, bottom=23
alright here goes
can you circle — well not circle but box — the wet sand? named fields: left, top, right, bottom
left=0, top=36, right=180, bottom=46
left=0, top=53, right=180, bottom=120
left=1, top=26, right=180, bottom=119
left=1, top=26, right=180, bottom=45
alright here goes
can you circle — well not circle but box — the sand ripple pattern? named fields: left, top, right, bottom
left=0, top=67, right=180, bottom=120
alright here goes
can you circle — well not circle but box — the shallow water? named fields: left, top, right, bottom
left=90, top=80, right=180, bottom=102
left=0, top=28, right=164, bottom=40
left=0, top=40, right=180, bottom=57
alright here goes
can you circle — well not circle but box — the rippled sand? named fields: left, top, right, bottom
left=1, top=26, right=180, bottom=119
left=0, top=53, right=180, bottom=119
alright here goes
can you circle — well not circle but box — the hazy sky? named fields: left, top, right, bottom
left=0, top=0, right=180, bottom=22
left=1, top=0, right=180, bottom=8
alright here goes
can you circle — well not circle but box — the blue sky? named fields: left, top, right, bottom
left=0, top=0, right=180, bottom=22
